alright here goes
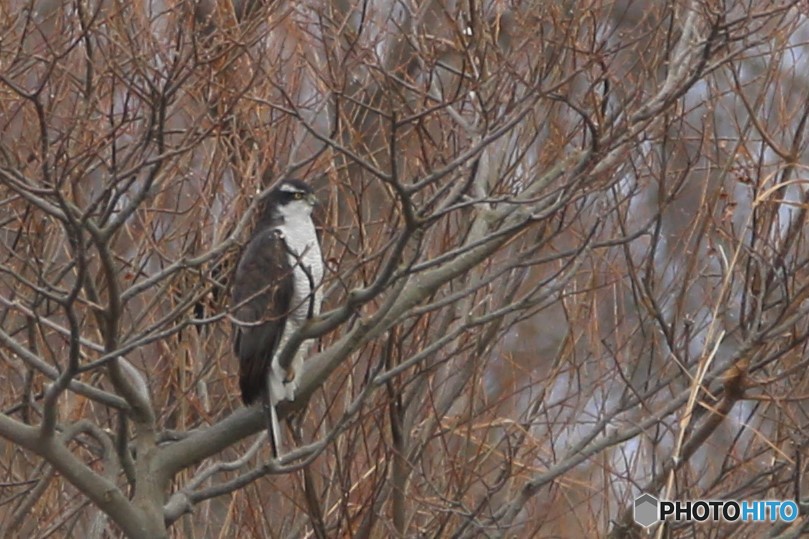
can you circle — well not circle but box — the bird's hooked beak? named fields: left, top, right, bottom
left=307, top=193, right=318, bottom=207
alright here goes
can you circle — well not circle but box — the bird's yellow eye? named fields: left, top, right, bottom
left=293, top=192, right=304, bottom=200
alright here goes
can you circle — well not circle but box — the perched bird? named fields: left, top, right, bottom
left=231, top=179, right=323, bottom=456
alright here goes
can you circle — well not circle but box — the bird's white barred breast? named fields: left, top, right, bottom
left=275, top=212, right=323, bottom=322
left=269, top=213, right=323, bottom=404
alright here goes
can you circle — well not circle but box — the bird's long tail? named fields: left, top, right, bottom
left=262, top=378, right=282, bottom=459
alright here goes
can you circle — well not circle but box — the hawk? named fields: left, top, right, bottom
left=231, top=179, right=323, bottom=456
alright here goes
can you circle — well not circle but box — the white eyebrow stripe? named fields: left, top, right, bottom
left=279, top=182, right=306, bottom=194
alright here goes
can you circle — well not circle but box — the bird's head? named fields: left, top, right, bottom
left=261, top=179, right=318, bottom=222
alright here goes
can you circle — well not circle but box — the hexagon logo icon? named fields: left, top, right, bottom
left=634, top=493, right=660, bottom=528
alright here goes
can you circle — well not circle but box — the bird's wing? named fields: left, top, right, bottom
left=231, top=228, right=294, bottom=405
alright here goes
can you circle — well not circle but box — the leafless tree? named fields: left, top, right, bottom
left=2, top=0, right=809, bottom=537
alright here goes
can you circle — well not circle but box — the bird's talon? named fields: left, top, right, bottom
left=283, top=368, right=296, bottom=384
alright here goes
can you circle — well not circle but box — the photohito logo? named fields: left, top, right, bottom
left=633, top=493, right=798, bottom=528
